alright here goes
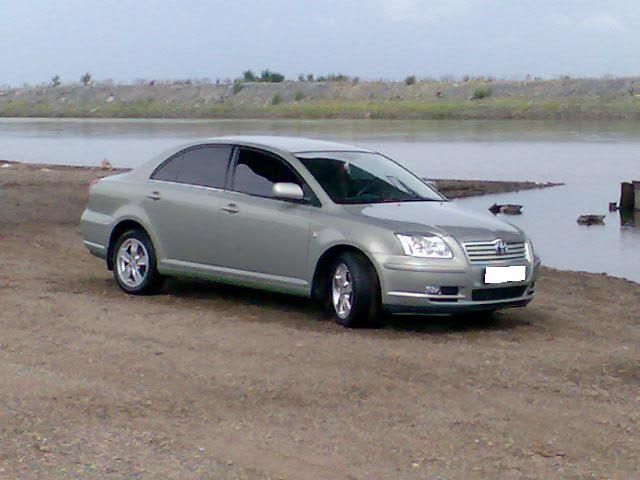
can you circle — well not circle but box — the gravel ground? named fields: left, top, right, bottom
left=0, top=163, right=638, bottom=479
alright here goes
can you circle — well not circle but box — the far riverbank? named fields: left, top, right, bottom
left=2, top=76, right=640, bottom=120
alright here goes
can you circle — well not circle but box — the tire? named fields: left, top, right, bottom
left=112, top=229, right=163, bottom=295
left=328, top=251, right=382, bottom=328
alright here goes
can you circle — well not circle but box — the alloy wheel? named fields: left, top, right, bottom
left=116, top=238, right=149, bottom=288
left=332, top=263, right=353, bottom=320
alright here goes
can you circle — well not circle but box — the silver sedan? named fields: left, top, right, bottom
left=81, top=136, right=540, bottom=327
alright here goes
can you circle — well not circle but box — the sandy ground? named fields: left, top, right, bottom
left=0, top=163, right=638, bottom=479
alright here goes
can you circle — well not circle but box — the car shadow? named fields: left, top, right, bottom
left=72, top=275, right=533, bottom=335
left=162, top=278, right=531, bottom=335
left=162, top=277, right=329, bottom=323
left=384, top=311, right=529, bottom=334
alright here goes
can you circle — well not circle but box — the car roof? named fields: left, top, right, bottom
left=134, top=135, right=376, bottom=178
left=179, top=135, right=374, bottom=154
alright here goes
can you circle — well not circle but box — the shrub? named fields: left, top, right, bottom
left=243, top=70, right=256, bottom=82
left=297, top=73, right=305, bottom=82
left=81, top=72, right=92, bottom=86
left=232, top=79, right=244, bottom=95
left=404, top=75, right=416, bottom=86
left=270, top=93, right=282, bottom=105
left=51, top=75, right=61, bottom=87
left=327, top=73, right=349, bottom=82
left=307, top=73, right=314, bottom=82
left=294, top=91, right=304, bottom=101
left=471, top=85, right=492, bottom=100
left=260, top=69, right=285, bottom=83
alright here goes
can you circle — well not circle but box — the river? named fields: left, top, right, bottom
left=1, top=118, right=639, bottom=282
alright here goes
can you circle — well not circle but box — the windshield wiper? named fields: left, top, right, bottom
left=377, top=197, right=440, bottom=203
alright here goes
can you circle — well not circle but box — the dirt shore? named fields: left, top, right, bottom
left=1, top=163, right=638, bottom=479
left=430, top=179, right=562, bottom=199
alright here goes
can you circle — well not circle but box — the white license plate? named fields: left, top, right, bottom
left=484, top=265, right=526, bottom=284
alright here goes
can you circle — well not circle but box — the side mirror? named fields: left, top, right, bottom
left=272, top=182, right=304, bottom=201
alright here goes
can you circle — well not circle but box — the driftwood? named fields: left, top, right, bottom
left=577, top=215, right=605, bottom=225
left=489, top=203, right=523, bottom=215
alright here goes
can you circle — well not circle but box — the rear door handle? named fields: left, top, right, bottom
left=221, top=203, right=239, bottom=214
left=147, top=191, right=161, bottom=201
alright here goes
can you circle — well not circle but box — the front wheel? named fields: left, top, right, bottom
left=112, top=229, right=163, bottom=295
left=328, top=252, right=382, bottom=328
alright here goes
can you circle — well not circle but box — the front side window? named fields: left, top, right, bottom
left=297, top=151, right=444, bottom=204
left=151, top=145, right=232, bottom=189
left=232, top=148, right=302, bottom=198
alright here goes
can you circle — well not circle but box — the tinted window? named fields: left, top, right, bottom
left=152, top=145, right=232, bottom=188
left=152, top=153, right=182, bottom=182
left=232, top=148, right=301, bottom=198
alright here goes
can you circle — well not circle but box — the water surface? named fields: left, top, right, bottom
left=1, top=118, right=638, bottom=282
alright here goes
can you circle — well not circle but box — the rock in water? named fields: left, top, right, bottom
left=577, top=215, right=605, bottom=225
left=489, top=203, right=523, bottom=215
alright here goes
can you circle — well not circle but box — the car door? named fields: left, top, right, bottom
left=143, top=144, right=232, bottom=267
left=216, top=147, right=314, bottom=290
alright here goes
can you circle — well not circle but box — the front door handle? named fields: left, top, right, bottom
left=221, top=203, right=239, bottom=214
left=147, top=191, right=161, bottom=201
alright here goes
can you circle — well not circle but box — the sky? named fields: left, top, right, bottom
left=1, top=0, right=639, bottom=85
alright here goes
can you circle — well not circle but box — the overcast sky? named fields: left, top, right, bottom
left=1, top=0, right=639, bottom=85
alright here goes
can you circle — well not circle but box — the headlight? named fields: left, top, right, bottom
left=396, top=234, right=453, bottom=259
left=524, top=239, right=534, bottom=262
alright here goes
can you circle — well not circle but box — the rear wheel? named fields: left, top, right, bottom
left=328, top=252, right=381, bottom=328
left=112, top=229, right=163, bottom=295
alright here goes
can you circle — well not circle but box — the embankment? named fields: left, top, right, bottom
left=2, top=77, right=640, bottom=120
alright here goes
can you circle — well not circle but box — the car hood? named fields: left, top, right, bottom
left=343, top=201, right=524, bottom=243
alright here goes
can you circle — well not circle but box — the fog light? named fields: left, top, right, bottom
left=425, top=286, right=441, bottom=295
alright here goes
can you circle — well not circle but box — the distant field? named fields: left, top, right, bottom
left=2, top=77, right=640, bottom=120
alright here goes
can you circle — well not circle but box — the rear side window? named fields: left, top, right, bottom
left=152, top=153, right=182, bottom=182
left=232, top=148, right=301, bottom=198
left=151, top=145, right=232, bottom=188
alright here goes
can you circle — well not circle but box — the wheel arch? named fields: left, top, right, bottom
left=310, top=244, right=382, bottom=302
left=106, top=218, right=151, bottom=271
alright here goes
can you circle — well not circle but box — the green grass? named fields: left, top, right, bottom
left=2, top=97, right=640, bottom=120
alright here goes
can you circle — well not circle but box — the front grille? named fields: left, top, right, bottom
left=472, top=286, right=526, bottom=302
left=463, top=240, right=527, bottom=264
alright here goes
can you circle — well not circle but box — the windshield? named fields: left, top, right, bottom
left=296, top=151, right=445, bottom=204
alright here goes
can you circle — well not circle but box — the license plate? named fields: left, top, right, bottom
left=484, top=265, right=526, bottom=284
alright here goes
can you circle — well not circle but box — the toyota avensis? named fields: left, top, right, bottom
left=81, top=136, right=540, bottom=328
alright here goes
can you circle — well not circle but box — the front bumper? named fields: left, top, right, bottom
left=375, top=253, right=541, bottom=315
